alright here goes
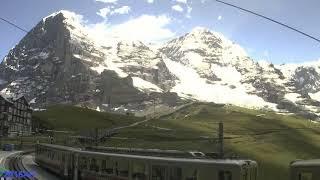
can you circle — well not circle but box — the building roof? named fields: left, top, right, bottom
left=12, top=95, right=30, bottom=105
left=0, top=94, right=31, bottom=107
left=0, top=94, right=14, bottom=104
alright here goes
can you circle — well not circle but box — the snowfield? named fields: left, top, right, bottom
left=163, top=56, right=277, bottom=110
left=132, top=77, right=163, bottom=93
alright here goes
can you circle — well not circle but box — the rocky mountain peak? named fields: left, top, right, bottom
left=2, top=10, right=320, bottom=119
left=43, top=10, right=82, bottom=24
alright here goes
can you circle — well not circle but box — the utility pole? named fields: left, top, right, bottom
left=153, top=98, right=156, bottom=119
left=217, top=121, right=224, bottom=158
left=94, top=128, right=99, bottom=147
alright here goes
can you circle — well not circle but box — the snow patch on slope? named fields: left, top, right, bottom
left=163, top=56, right=277, bottom=110
left=90, top=61, right=128, bottom=78
left=73, top=54, right=92, bottom=62
left=211, top=64, right=241, bottom=84
left=284, top=93, right=303, bottom=103
left=132, top=77, right=163, bottom=92
left=309, top=91, right=320, bottom=102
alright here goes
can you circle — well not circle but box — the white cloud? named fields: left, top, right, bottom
left=97, top=7, right=111, bottom=18
left=174, top=0, right=187, bottom=4
left=218, top=15, right=222, bottom=21
left=147, top=0, right=154, bottom=3
left=112, top=6, right=131, bottom=15
left=97, top=6, right=131, bottom=19
left=95, top=0, right=118, bottom=3
left=88, top=14, right=175, bottom=43
left=172, top=5, right=184, bottom=12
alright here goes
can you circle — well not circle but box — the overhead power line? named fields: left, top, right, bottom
left=0, top=17, right=29, bottom=33
left=0, top=16, right=50, bottom=45
left=215, top=0, right=320, bottom=44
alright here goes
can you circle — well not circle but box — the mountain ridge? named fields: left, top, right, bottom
left=1, top=10, right=320, bottom=119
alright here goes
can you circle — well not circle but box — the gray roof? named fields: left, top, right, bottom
left=291, top=159, right=320, bottom=167
left=0, top=94, right=30, bottom=106
left=0, top=94, right=14, bottom=104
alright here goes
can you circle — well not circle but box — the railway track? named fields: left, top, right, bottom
left=6, top=151, right=38, bottom=180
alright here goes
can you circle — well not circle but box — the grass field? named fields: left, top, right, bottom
left=33, top=103, right=320, bottom=180
left=33, top=105, right=143, bottom=131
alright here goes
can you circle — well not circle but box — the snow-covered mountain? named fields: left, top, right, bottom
left=1, top=10, right=320, bottom=119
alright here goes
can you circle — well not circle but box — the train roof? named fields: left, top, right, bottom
left=80, top=149, right=256, bottom=166
left=38, top=143, right=80, bottom=152
left=38, top=143, right=257, bottom=166
left=86, top=146, right=209, bottom=158
left=290, top=159, right=320, bottom=167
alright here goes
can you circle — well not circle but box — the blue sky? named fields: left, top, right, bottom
left=1, top=0, right=320, bottom=64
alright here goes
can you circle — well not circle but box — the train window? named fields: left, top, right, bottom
left=90, top=158, right=99, bottom=172
left=79, top=157, right=88, bottom=170
left=299, top=172, right=312, bottom=180
left=101, top=159, right=113, bottom=174
left=105, top=160, right=113, bottom=174
left=169, top=167, right=182, bottom=180
left=101, top=160, right=106, bottom=172
left=132, top=162, right=146, bottom=180
left=183, top=167, right=198, bottom=180
left=117, top=159, right=129, bottom=177
left=115, top=161, right=119, bottom=176
left=62, top=154, right=65, bottom=163
left=152, top=165, right=166, bottom=180
left=218, top=171, right=232, bottom=180
left=51, top=151, right=55, bottom=160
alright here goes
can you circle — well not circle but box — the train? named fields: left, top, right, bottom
left=35, top=143, right=258, bottom=180
left=289, top=159, right=320, bottom=180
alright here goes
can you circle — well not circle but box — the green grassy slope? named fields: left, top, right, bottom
left=106, top=103, right=320, bottom=180
left=33, top=105, right=142, bottom=131
left=34, top=103, right=320, bottom=180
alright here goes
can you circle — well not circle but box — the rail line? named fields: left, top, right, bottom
left=6, top=151, right=38, bottom=180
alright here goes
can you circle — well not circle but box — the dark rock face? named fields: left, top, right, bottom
left=0, top=12, right=180, bottom=111
left=292, top=67, right=320, bottom=93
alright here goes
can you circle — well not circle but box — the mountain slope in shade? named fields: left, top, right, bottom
left=1, top=10, right=320, bottom=119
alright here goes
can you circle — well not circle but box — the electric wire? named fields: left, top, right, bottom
left=215, top=0, right=320, bottom=43
left=0, top=16, right=50, bottom=45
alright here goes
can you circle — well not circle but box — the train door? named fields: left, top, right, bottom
left=112, top=158, right=130, bottom=180
left=218, top=170, right=233, bottom=180
left=73, top=153, right=79, bottom=180
left=241, top=165, right=252, bottom=180
left=169, top=166, right=182, bottom=180
left=61, top=152, right=66, bottom=175
left=132, top=161, right=148, bottom=180
left=249, top=166, right=257, bottom=180
left=182, top=166, right=198, bottom=180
